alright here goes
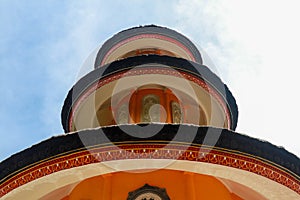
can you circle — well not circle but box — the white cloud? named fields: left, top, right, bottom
left=174, top=0, right=300, bottom=155
left=42, top=0, right=300, bottom=155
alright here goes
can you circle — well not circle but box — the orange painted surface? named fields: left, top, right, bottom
left=64, top=169, right=234, bottom=200
left=231, top=193, right=243, bottom=200
left=40, top=169, right=262, bottom=199
left=109, top=87, right=206, bottom=125
left=129, top=88, right=179, bottom=123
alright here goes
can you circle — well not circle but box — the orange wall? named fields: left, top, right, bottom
left=65, top=169, right=237, bottom=200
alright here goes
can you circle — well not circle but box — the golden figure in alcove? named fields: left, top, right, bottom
left=171, top=101, right=182, bottom=123
left=141, top=95, right=160, bottom=122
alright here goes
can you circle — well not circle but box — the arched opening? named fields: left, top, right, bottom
left=95, top=85, right=207, bottom=127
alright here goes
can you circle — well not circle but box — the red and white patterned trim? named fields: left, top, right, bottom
left=0, top=143, right=299, bottom=197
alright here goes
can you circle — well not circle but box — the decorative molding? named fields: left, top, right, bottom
left=0, top=143, right=299, bottom=197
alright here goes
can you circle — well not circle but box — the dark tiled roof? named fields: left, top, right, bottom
left=0, top=125, right=299, bottom=183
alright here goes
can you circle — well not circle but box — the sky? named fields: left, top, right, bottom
left=0, top=0, right=300, bottom=162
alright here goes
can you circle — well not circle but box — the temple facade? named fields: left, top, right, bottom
left=0, top=25, right=299, bottom=199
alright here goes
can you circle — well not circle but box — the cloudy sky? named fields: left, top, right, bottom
left=1, top=0, right=300, bottom=162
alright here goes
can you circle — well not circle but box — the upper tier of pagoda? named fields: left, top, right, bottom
left=61, top=25, right=238, bottom=133
left=94, top=25, right=203, bottom=67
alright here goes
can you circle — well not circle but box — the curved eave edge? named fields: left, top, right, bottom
left=0, top=125, right=298, bottom=183
left=61, top=55, right=238, bottom=132
left=94, top=24, right=203, bottom=67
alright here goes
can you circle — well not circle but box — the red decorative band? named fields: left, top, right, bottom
left=0, top=143, right=299, bottom=197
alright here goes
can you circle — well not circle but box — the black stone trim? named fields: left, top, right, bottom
left=0, top=125, right=299, bottom=184
left=127, top=184, right=170, bottom=200
left=94, top=25, right=203, bottom=68
left=61, top=55, right=238, bottom=132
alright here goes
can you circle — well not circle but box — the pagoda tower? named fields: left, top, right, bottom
left=0, top=25, right=299, bottom=199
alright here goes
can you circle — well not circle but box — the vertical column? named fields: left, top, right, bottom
left=164, top=88, right=171, bottom=123
left=102, top=174, right=112, bottom=200
left=129, top=90, right=137, bottom=123
left=184, top=172, right=197, bottom=200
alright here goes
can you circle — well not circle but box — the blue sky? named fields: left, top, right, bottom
left=1, top=0, right=300, bottom=161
